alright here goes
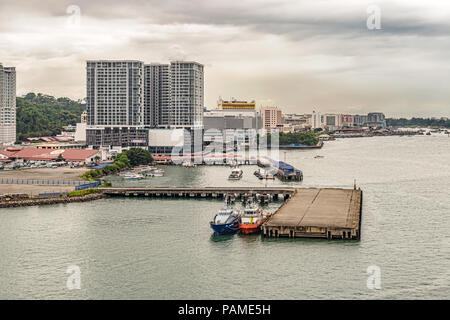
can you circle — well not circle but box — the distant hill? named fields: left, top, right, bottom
left=16, top=93, right=85, bottom=141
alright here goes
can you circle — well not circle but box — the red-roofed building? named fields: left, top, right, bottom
left=0, top=148, right=100, bottom=164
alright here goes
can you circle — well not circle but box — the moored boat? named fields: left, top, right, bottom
left=122, top=173, right=144, bottom=180
left=239, top=203, right=264, bottom=234
left=228, top=168, right=243, bottom=180
left=210, top=207, right=240, bottom=235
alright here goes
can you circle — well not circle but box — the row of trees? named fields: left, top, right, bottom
left=82, top=148, right=153, bottom=181
left=16, top=93, right=85, bottom=141
left=265, top=132, right=319, bottom=146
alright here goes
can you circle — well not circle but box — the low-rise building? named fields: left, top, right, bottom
left=0, top=148, right=101, bottom=165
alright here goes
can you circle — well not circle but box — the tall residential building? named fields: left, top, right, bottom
left=261, top=106, right=282, bottom=130
left=144, top=64, right=170, bottom=127
left=86, top=60, right=146, bottom=147
left=170, top=61, right=204, bottom=128
left=86, top=60, right=144, bottom=126
left=86, top=60, right=204, bottom=147
left=0, top=63, right=16, bottom=145
left=311, top=111, right=322, bottom=129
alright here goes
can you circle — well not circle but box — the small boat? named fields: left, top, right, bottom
left=314, top=155, right=324, bottom=159
left=122, top=173, right=144, bottom=180
left=254, top=168, right=275, bottom=180
left=182, top=161, right=196, bottom=168
left=239, top=203, right=264, bottom=234
left=210, top=206, right=240, bottom=235
left=254, top=170, right=263, bottom=180
left=228, top=168, right=243, bottom=180
left=152, top=169, right=164, bottom=177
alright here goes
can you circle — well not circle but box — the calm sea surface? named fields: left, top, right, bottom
left=1, top=135, right=450, bottom=299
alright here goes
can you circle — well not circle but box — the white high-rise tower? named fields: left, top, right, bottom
left=0, top=63, right=16, bottom=145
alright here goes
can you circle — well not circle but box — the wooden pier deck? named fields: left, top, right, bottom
left=263, top=188, right=362, bottom=240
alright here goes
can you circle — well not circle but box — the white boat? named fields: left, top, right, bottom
left=152, top=169, right=165, bottom=177
left=182, top=161, right=196, bottom=168
left=122, top=173, right=144, bottom=180
left=228, top=168, right=243, bottom=180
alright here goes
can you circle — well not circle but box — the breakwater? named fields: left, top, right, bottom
left=0, top=192, right=105, bottom=208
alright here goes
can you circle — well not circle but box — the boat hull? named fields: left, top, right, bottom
left=210, top=220, right=239, bottom=235
left=239, top=222, right=262, bottom=234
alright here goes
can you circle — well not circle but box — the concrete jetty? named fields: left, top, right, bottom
left=101, top=186, right=296, bottom=203
left=263, top=188, right=362, bottom=239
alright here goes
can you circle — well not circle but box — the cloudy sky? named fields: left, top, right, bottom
left=1, top=0, right=449, bottom=117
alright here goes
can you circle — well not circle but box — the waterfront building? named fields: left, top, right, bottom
left=341, top=114, right=354, bottom=127
left=353, top=114, right=368, bottom=127
left=368, top=112, right=385, bottom=123
left=147, top=128, right=185, bottom=155
left=322, top=114, right=342, bottom=131
left=0, top=63, right=16, bottom=145
left=261, top=106, right=282, bottom=130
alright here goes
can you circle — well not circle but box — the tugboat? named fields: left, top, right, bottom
left=210, top=202, right=240, bottom=235
left=228, top=168, right=243, bottom=180
left=239, top=203, right=264, bottom=234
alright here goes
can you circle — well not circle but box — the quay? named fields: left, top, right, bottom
left=101, top=186, right=296, bottom=202
left=263, top=188, right=362, bottom=240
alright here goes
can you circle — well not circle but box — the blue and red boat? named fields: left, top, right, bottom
left=210, top=207, right=240, bottom=235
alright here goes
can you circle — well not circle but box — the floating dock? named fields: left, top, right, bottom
left=263, top=188, right=362, bottom=240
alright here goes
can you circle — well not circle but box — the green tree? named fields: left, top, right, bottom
left=16, top=92, right=85, bottom=141
left=124, top=148, right=154, bottom=166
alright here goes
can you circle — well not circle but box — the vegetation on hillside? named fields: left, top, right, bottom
left=81, top=148, right=154, bottom=181
left=265, top=132, right=319, bottom=146
left=386, top=118, right=450, bottom=128
left=16, top=93, right=85, bottom=141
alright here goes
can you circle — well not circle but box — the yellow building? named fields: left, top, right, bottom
left=217, top=98, right=256, bottom=110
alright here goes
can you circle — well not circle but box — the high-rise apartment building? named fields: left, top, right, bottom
left=144, top=64, right=170, bottom=127
left=86, top=60, right=144, bottom=126
left=0, top=63, right=16, bottom=145
left=86, top=60, right=204, bottom=147
left=170, top=61, right=204, bottom=128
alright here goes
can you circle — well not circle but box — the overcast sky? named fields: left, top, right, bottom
left=1, top=0, right=449, bottom=117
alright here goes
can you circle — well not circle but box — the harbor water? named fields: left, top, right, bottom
left=1, top=135, right=450, bottom=299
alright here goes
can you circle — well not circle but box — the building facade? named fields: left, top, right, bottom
left=261, top=106, right=282, bottom=130
left=0, top=63, right=16, bottom=145
left=169, top=61, right=204, bottom=128
left=144, top=64, right=170, bottom=127
left=86, top=60, right=204, bottom=147
left=217, top=98, right=256, bottom=111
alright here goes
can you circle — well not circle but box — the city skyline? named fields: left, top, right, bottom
left=2, top=0, right=450, bottom=118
